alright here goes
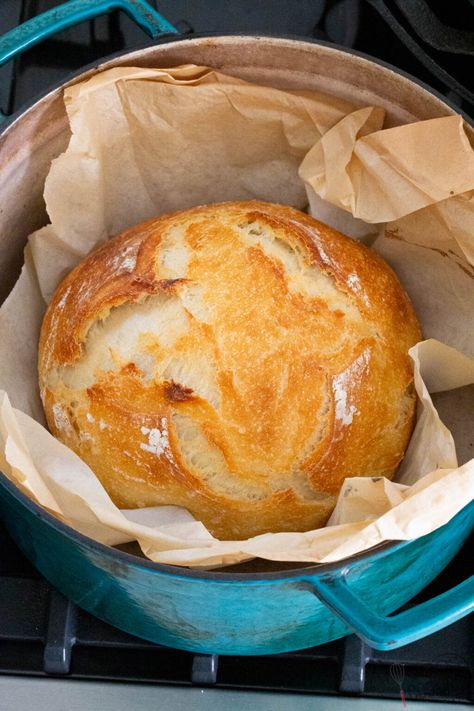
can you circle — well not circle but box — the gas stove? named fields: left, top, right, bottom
left=0, top=1, right=473, bottom=709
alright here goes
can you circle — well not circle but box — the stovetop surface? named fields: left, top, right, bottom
left=0, top=0, right=473, bottom=706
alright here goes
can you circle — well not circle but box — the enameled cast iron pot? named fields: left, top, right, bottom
left=0, top=0, right=473, bottom=655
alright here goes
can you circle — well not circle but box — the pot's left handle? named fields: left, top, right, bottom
left=0, top=0, right=179, bottom=120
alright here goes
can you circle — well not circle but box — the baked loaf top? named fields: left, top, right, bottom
left=39, top=201, right=421, bottom=540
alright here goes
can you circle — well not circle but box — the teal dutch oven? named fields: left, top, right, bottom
left=0, top=0, right=473, bottom=655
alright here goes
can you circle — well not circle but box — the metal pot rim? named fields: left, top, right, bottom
left=0, top=471, right=409, bottom=580
left=1, top=33, right=472, bottom=135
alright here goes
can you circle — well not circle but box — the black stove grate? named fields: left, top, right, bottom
left=0, top=0, right=473, bottom=703
left=1, top=521, right=472, bottom=703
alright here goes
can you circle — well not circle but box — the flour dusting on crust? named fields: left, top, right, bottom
left=52, top=403, right=73, bottom=435
left=347, top=273, right=370, bottom=306
left=57, top=285, right=72, bottom=310
left=110, top=243, right=139, bottom=274
left=332, top=348, right=371, bottom=426
left=140, top=418, right=169, bottom=456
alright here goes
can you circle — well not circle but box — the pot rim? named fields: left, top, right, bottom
left=1, top=33, right=472, bottom=136
left=0, top=33, right=467, bottom=582
left=0, top=470, right=413, bottom=581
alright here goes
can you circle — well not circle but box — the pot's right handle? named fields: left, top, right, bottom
left=0, top=0, right=179, bottom=119
left=310, top=569, right=474, bottom=651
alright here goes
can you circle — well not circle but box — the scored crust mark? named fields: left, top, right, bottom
left=161, top=354, right=220, bottom=410
left=172, top=412, right=267, bottom=501
left=179, top=282, right=214, bottom=324
left=296, top=381, right=331, bottom=466
left=235, top=213, right=362, bottom=318
left=158, top=224, right=190, bottom=278
left=44, top=293, right=190, bottom=389
left=171, top=412, right=332, bottom=504
left=237, top=216, right=303, bottom=272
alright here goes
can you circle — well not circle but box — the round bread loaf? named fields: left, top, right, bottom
left=39, top=201, right=421, bottom=540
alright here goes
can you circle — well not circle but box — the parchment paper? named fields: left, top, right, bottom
left=0, top=65, right=473, bottom=568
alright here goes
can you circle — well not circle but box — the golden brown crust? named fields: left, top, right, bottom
left=38, top=201, right=421, bottom=540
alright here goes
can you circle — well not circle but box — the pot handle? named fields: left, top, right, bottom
left=0, top=0, right=179, bottom=119
left=310, top=570, right=474, bottom=651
